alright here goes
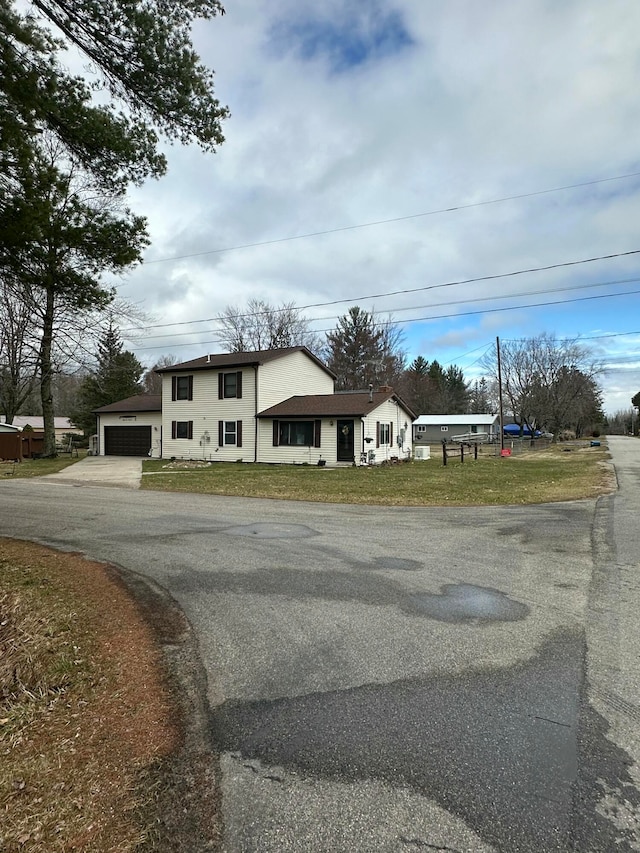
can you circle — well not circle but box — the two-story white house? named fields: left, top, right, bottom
left=94, top=347, right=416, bottom=465
left=156, top=347, right=335, bottom=462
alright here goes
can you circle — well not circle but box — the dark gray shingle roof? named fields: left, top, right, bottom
left=258, top=391, right=416, bottom=420
left=93, top=394, right=162, bottom=414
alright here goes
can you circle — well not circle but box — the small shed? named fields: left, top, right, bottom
left=0, top=423, right=45, bottom=460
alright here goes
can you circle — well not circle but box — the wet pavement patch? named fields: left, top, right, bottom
left=224, top=523, right=318, bottom=539
left=211, top=630, right=639, bottom=851
left=407, top=583, right=529, bottom=623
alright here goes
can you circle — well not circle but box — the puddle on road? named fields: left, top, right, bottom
left=224, top=523, right=317, bottom=539
left=408, top=583, right=529, bottom=623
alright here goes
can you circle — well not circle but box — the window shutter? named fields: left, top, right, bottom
left=171, top=421, right=177, bottom=439
left=376, top=421, right=380, bottom=448
left=273, top=421, right=279, bottom=446
left=171, top=376, right=177, bottom=401
left=188, top=375, right=193, bottom=400
left=188, top=421, right=193, bottom=440
left=237, top=421, right=243, bottom=447
left=390, top=422, right=393, bottom=446
left=236, top=371, right=243, bottom=399
left=218, top=373, right=223, bottom=399
left=314, top=420, right=321, bottom=448
left=218, top=420, right=224, bottom=447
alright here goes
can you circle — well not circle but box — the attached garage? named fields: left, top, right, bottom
left=94, top=394, right=163, bottom=458
left=104, top=425, right=152, bottom=456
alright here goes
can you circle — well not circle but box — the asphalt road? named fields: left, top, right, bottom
left=1, top=437, right=639, bottom=852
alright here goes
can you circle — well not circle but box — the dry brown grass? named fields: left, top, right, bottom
left=0, top=540, right=179, bottom=852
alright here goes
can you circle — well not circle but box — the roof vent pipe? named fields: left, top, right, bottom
left=207, top=353, right=211, bottom=363
left=368, top=383, right=373, bottom=403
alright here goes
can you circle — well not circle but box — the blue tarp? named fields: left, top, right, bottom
left=503, top=423, right=540, bottom=437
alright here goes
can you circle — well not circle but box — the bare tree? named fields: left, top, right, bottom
left=216, top=299, right=322, bottom=354
left=0, top=274, right=40, bottom=422
left=143, top=354, right=178, bottom=394
left=482, top=333, right=602, bottom=437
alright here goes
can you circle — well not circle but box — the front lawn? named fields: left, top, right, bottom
left=0, top=451, right=87, bottom=479
left=141, top=444, right=613, bottom=506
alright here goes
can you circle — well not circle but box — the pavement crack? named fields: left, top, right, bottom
left=532, top=713, right=572, bottom=728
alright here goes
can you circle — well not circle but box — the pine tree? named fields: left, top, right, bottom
left=325, top=307, right=404, bottom=391
left=70, top=325, right=143, bottom=435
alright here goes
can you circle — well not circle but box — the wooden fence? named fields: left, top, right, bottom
left=0, top=431, right=45, bottom=461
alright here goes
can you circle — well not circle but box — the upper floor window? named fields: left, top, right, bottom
left=218, top=371, right=243, bottom=399
left=171, top=375, right=193, bottom=401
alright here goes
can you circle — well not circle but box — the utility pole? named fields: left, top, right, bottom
left=497, top=336, right=504, bottom=452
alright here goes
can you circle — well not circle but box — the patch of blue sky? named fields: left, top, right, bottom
left=269, top=4, right=414, bottom=73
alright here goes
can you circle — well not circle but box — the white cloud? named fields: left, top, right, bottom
left=103, top=0, right=640, bottom=415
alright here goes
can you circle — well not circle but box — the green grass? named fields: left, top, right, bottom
left=0, top=450, right=87, bottom=479
left=141, top=444, right=614, bottom=506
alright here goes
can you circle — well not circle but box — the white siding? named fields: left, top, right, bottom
left=97, top=412, right=162, bottom=457
left=258, top=400, right=413, bottom=466
left=162, top=369, right=258, bottom=461
left=257, top=351, right=334, bottom=410
left=362, top=399, right=413, bottom=463
left=257, top=416, right=353, bottom=466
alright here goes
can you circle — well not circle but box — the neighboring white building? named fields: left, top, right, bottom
left=413, top=414, right=500, bottom=444
left=0, top=415, right=82, bottom=440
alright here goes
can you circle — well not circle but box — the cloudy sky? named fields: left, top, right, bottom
left=115, top=0, right=640, bottom=414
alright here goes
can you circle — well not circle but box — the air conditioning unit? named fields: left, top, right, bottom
left=413, top=446, right=431, bottom=460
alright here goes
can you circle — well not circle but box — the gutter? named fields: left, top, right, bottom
left=254, top=366, right=258, bottom=463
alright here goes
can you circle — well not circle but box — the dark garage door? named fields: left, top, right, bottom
left=104, top=425, right=152, bottom=456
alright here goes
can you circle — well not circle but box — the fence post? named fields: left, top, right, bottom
left=460, top=443, right=464, bottom=463
left=474, top=442, right=478, bottom=460
left=442, top=440, right=447, bottom=466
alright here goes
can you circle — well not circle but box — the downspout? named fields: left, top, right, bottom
left=254, top=365, right=258, bottom=462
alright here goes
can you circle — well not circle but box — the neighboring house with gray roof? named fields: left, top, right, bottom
left=0, top=415, right=82, bottom=441
left=413, top=413, right=500, bottom=445
left=92, top=347, right=416, bottom=465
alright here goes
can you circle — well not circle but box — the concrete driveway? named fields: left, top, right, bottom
left=1, top=438, right=639, bottom=851
left=44, top=455, right=143, bottom=489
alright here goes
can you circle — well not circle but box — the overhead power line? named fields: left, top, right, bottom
left=141, top=170, right=640, bottom=265
left=128, top=276, right=640, bottom=343
left=122, top=248, right=640, bottom=334
left=129, top=286, right=640, bottom=351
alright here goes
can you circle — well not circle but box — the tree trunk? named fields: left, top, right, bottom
left=40, top=284, right=57, bottom=457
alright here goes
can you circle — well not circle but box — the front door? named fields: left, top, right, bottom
left=337, top=419, right=354, bottom=462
